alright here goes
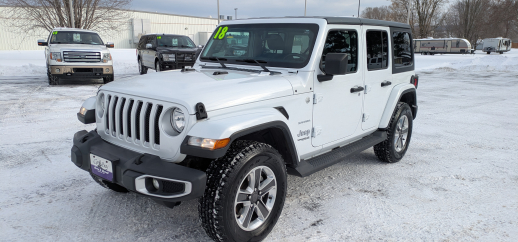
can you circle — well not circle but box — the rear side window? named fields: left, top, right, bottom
left=366, top=30, right=389, bottom=70
left=321, top=30, right=358, bottom=73
left=393, top=31, right=413, bottom=67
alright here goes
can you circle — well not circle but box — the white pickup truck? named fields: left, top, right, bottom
left=72, top=17, right=418, bottom=241
left=38, top=27, right=114, bottom=85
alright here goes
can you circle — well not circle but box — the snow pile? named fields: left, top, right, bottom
left=0, top=49, right=139, bottom=76
left=415, top=51, right=517, bottom=72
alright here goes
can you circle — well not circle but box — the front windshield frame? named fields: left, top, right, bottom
left=200, top=23, right=319, bottom=69
left=157, top=35, right=196, bottom=48
left=49, top=31, right=104, bottom=45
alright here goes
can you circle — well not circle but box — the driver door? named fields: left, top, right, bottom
left=311, top=26, right=364, bottom=147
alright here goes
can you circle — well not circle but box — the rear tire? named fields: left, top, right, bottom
left=90, top=173, right=129, bottom=193
left=199, top=140, right=287, bottom=242
left=138, top=58, right=147, bottom=75
left=374, top=102, right=413, bottom=163
left=487, top=51, right=491, bottom=54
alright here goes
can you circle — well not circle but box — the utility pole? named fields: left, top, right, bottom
left=69, top=0, right=75, bottom=28
left=217, top=0, right=220, bottom=24
left=357, top=0, right=360, bottom=18
left=235, top=8, right=238, bottom=20
left=305, top=0, right=307, bottom=16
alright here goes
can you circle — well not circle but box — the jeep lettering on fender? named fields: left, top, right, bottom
left=72, top=17, right=418, bottom=241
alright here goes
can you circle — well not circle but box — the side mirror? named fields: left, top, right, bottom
left=38, top=39, right=48, bottom=46
left=146, top=43, right=152, bottom=49
left=317, top=53, right=348, bottom=82
left=105, top=42, right=114, bottom=48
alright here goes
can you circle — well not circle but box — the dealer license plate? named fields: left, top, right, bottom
left=90, top=154, right=113, bottom=182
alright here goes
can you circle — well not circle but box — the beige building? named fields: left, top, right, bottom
left=0, top=7, right=219, bottom=50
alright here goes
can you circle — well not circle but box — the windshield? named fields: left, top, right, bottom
left=201, top=24, right=319, bottom=68
left=50, top=31, right=104, bottom=45
left=158, top=36, right=196, bottom=48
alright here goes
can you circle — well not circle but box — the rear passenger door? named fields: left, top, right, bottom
left=361, top=26, right=393, bottom=131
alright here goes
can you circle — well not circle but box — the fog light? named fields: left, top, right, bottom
left=152, top=179, right=160, bottom=190
left=105, top=68, right=110, bottom=72
left=56, top=68, right=60, bottom=73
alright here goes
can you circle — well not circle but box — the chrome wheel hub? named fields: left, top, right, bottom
left=234, top=165, right=277, bottom=231
left=394, top=115, right=409, bottom=152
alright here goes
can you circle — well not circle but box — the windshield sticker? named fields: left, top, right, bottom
left=214, top=26, right=229, bottom=39
left=73, top=33, right=81, bottom=42
left=52, top=31, right=58, bottom=35
left=157, top=36, right=162, bottom=39
left=172, top=39, right=178, bottom=45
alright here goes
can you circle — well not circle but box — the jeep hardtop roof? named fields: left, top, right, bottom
left=230, top=16, right=411, bottom=29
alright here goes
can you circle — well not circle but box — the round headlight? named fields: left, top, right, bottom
left=171, top=108, right=185, bottom=132
left=97, top=94, right=105, bottom=117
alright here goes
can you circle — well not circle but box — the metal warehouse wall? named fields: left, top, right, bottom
left=0, top=7, right=219, bottom=50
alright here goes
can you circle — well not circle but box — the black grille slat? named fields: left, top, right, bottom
left=111, top=97, right=118, bottom=134
left=144, top=103, right=152, bottom=143
left=155, top=106, right=163, bottom=145
left=105, top=95, right=111, bottom=131
left=119, top=98, right=126, bottom=136
left=135, top=102, right=143, bottom=140
left=127, top=100, right=134, bottom=138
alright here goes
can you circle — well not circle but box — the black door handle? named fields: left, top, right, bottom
left=381, top=81, right=392, bottom=87
left=350, top=86, right=365, bottom=93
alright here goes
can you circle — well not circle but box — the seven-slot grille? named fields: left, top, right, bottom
left=63, top=51, right=101, bottom=62
left=104, top=94, right=163, bottom=148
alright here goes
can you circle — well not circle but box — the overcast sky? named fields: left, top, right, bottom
left=130, top=0, right=392, bottom=19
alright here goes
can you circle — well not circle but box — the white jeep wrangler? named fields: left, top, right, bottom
left=72, top=17, right=418, bottom=241
left=38, top=28, right=115, bottom=85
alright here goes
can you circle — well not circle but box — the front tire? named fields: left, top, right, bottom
left=374, top=102, right=413, bottom=163
left=103, top=74, right=114, bottom=84
left=199, top=140, right=287, bottom=242
left=155, top=60, right=161, bottom=72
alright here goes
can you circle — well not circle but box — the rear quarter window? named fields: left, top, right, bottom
left=392, top=31, right=413, bottom=68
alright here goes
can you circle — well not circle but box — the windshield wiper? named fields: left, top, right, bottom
left=235, top=59, right=281, bottom=75
left=201, top=57, right=228, bottom=68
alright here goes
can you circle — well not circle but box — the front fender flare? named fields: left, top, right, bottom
left=378, top=84, right=416, bottom=129
left=180, top=108, right=295, bottom=160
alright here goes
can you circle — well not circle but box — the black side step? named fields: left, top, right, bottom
left=287, top=131, right=387, bottom=177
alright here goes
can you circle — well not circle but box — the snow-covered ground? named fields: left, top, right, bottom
left=1, top=50, right=517, bottom=241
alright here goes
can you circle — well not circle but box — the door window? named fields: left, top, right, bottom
left=321, top=30, right=358, bottom=73
left=392, top=31, right=413, bottom=67
left=366, top=30, right=389, bottom=70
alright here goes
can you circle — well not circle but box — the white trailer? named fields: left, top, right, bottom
left=414, top=38, right=472, bottom=55
left=482, top=37, right=512, bottom=54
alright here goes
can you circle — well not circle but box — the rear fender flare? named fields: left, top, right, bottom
left=378, top=83, right=416, bottom=129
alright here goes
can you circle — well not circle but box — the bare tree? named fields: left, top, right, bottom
left=445, top=0, right=489, bottom=48
left=361, top=6, right=393, bottom=21
left=412, top=0, right=448, bottom=38
left=0, top=0, right=131, bottom=34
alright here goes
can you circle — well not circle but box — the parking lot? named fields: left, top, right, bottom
left=0, top=51, right=517, bottom=241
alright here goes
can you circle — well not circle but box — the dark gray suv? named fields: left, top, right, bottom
left=136, top=34, right=202, bottom=74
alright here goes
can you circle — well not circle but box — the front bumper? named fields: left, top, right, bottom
left=159, top=61, right=195, bottom=70
left=71, top=130, right=206, bottom=203
left=50, top=65, right=113, bottom=77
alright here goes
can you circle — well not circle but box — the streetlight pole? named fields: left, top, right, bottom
left=217, top=0, right=220, bottom=24
left=305, top=0, right=307, bottom=16
left=235, top=8, right=238, bottom=20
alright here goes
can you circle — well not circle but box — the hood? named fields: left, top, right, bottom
left=101, top=69, right=294, bottom=114
left=49, top=44, right=107, bottom=52
left=156, top=47, right=199, bottom=54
